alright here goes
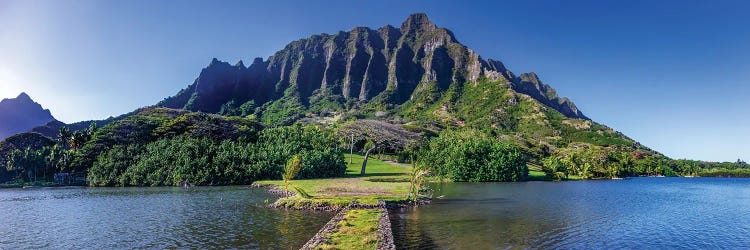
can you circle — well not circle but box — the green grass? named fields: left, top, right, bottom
left=344, top=153, right=410, bottom=177
left=527, top=170, right=550, bottom=181
left=318, top=209, right=382, bottom=250
left=256, top=154, right=412, bottom=206
left=565, top=174, right=584, bottom=180
left=527, top=170, right=583, bottom=181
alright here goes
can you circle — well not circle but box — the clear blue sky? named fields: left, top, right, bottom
left=0, top=0, right=748, bottom=162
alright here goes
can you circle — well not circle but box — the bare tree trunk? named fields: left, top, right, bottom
left=349, top=134, right=354, bottom=164
left=361, top=146, right=375, bottom=175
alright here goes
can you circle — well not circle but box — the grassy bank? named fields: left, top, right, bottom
left=317, top=209, right=382, bottom=249
left=255, top=154, right=411, bottom=208
left=527, top=163, right=583, bottom=181
left=699, top=168, right=750, bottom=177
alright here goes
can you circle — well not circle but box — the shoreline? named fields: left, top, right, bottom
left=251, top=183, right=408, bottom=249
left=299, top=201, right=396, bottom=250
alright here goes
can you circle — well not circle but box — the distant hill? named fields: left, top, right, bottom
left=30, top=111, right=136, bottom=139
left=0, top=93, right=56, bottom=140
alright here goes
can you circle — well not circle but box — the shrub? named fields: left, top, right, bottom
left=419, top=130, right=527, bottom=182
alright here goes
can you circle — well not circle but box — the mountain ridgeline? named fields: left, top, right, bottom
left=156, top=13, right=637, bottom=161
left=1, top=13, right=676, bottom=187
left=158, top=13, right=586, bottom=123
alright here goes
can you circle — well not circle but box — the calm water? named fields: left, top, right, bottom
left=0, top=186, right=332, bottom=249
left=391, top=177, right=750, bottom=249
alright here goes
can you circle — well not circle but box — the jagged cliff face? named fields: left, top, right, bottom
left=159, top=13, right=589, bottom=125
left=0, top=93, right=56, bottom=140
left=513, top=72, right=588, bottom=120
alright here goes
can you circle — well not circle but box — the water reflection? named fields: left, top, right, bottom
left=0, top=186, right=332, bottom=249
left=391, top=178, right=750, bottom=249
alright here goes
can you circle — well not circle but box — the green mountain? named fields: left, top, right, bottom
left=157, top=13, right=656, bottom=161
left=0, top=13, right=666, bottom=186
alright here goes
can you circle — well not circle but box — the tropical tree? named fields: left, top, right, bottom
left=57, top=127, right=71, bottom=147
left=282, top=155, right=302, bottom=194
left=542, top=156, right=567, bottom=181
left=69, top=131, right=87, bottom=151
left=360, top=139, right=376, bottom=175
left=419, top=129, right=527, bottom=182
left=45, top=145, right=64, bottom=175
left=604, top=161, right=620, bottom=179
left=87, top=122, right=98, bottom=136
left=26, top=147, right=45, bottom=182
left=6, top=149, right=23, bottom=181
left=6, top=148, right=45, bottom=182
left=407, top=159, right=430, bottom=203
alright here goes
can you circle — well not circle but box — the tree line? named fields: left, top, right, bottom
left=5, top=111, right=749, bottom=186
left=541, top=144, right=750, bottom=181
left=3, top=117, right=346, bottom=186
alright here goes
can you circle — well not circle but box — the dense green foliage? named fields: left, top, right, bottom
left=700, top=167, right=750, bottom=177
left=260, top=94, right=306, bottom=126
left=1, top=108, right=346, bottom=187
left=86, top=124, right=346, bottom=187
left=0, top=132, right=55, bottom=182
left=542, top=144, right=750, bottom=179
left=419, top=130, right=528, bottom=182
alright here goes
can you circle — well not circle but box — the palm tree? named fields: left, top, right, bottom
left=282, top=155, right=302, bottom=194
left=57, top=127, right=71, bottom=147
left=407, top=160, right=430, bottom=204
left=6, top=149, right=23, bottom=181
left=23, top=147, right=43, bottom=183
left=69, top=131, right=88, bottom=151
left=45, top=145, right=63, bottom=178
left=87, top=122, right=97, bottom=137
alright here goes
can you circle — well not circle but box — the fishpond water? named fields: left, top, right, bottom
left=391, top=177, right=750, bottom=249
left=0, top=186, right=332, bottom=249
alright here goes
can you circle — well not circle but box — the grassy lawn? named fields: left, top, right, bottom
left=255, top=154, right=412, bottom=207
left=527, top=169, right=583, bottom=181
left=527, top=170, right=550, bottom=181
left=317, top=209, right=382, bottom=250
left=344, top=154, right=410, bottom=177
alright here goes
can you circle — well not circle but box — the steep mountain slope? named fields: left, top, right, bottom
left=149, top=13, right=654, bottom=160
left=0, top=93, right=56, bottom=140
left=159, top=14, right=586, bottom=121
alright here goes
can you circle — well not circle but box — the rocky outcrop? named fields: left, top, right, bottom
left=157, top=13, right=588, bottom=122
left=158, top=58, right=274, bottom=113
left=512, top=72, right=588, bottom=119
left=0, top=93, right=56, bottom=140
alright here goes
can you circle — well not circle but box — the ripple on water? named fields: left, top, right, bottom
left=391, top=178, right=750, bottom=249
left=0, top=186, right=333, bottom=249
